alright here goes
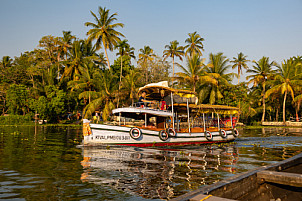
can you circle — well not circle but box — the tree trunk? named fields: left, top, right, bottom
left=261, top=83, right=266, bottom=123
left=172, top=57, right=175, bottom=84
left=238, top=66, right=240, bottom=85
left=276, top=107, right=279, bottom=121
left=117, top=56, right=123, bottom=108
left=283, top=91, right=287, bottom=124
left=104, top=47, right=110, bottom=70
left=89, top=88, right=91, bottom=104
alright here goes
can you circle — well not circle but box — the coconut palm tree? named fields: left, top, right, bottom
left=61, top=40, right=98, bottom=81
left=138, top=46, right=155, bottom=84
left=85, top=6, right=124, bottom=69
left=266, top=58, right=302, bottom=123
left=230, top=52, right=250, bottom=85
left=184, top=31, right=205, bottom=56
left=163, top=40, right=184, bottom=81
left=1, top=56, right=13, bottom=68
left=175, top=54, right=215, bottom=93
left=68, top=62, right=99, bottom=104
left=247, top=56, right=276, bottom=123
left=199, top=53, right=233, bottom=104
left=115, top=39, right=135, bottom=107
left=82, top=69, right=118, bottom=120
left=62, top=31, right=75, bottom=60
left=121, top=69, right=141, bottom=105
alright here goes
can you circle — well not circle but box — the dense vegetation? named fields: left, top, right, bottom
left=0, top=6, right=302, bottom=124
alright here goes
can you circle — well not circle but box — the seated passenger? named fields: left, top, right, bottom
left=138, top=91, right=154, bottom=107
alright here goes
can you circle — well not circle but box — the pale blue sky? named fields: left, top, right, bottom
left=1, top=0, right=301, bottom=81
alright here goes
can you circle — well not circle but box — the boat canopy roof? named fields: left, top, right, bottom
left=112, top=107, right=173, bottom=117
left=173, top=103, right=239, bottom=115
left=138, top=81, right=196, bottom=100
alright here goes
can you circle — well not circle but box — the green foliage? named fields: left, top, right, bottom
left=29, top=85, right=67, bottom=122
left=0, top=114, right=32, bottom=125
left=111, top=55, right=134, bottom=78
left=6, top=84, right=29, bottom=115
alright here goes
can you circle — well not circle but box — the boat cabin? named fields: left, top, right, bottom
left=110, top=81, right=238, bottom=133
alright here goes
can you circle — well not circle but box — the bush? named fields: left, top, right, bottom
left=0, top=114, right=33, bottom=125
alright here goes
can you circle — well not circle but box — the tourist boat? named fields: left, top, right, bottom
left=82, top=81, right=239, bottom=147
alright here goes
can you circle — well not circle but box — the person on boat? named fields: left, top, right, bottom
left=160, top=98, right=167, bottom=110
left=138, top=91, right=155, bottom=107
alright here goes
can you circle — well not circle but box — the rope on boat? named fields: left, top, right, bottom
left=200, top=194, right=212, bottom=201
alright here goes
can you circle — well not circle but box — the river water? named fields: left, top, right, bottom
left=0, top=126, right=302, bottom=200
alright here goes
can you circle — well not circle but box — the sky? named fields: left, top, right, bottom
left=1, top=0, right=302, bottom=82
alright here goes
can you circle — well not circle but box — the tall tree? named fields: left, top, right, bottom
left=230, top=52, right=250, bottom=85
left=121, top=69, right=141, bottom=106
left=266, top=58, right=302, bottom=123
left=199, top=52, right=233, bottom=104
left=115, top=39, right=135, bottom=107
left=138, top=46, right=155, bottom=84
left=82, top=69, right=117, bottom=121
left=247, top=56, right=275, bottom=123
left=184, top=31, right=205, bottom=56
left=175, top=54, right=215, bottom=93
left=85, top=6, right=124, bottom=69
left=163, top=40, right=184, bottom=82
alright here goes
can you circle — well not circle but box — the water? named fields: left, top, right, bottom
left=0, top=126, right=302, bottom=200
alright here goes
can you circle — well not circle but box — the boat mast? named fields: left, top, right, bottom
left=171, top=91, right=175, bottom=129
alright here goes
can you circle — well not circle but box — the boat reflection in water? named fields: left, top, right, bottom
left=80, top=145, right=238, bottom=200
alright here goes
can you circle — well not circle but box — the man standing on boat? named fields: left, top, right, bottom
left=138, top=91, right=155, bottom=107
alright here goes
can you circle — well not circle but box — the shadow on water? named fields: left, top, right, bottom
left=0, top=126, right=302, bottom=200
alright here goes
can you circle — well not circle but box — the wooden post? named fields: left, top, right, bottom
left=145, top=113, right=147, bottom=127
left=203, top=113, right=206, bottom=132
left=171, top=92, right=175, bottom=129
left=230, top=114, right=233, bottom=129
left=187, top=99, right=190, bottom=133
left=217, top=113, right=220, bottom=131
left=119, top=112, right=121, bottom=126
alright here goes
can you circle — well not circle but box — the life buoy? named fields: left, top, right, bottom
left=220, top=129, right=227, bottom=138
left=129, top=127, right=142, bottom=139
left=167, top=128, right=176, bottom=137
left=232, top=128, right=239, bottom=137
left=159, top=130, right=169, bottom=141
left=205, top=131, right=213, bottom=141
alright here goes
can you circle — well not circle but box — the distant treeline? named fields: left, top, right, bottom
left=0, top=6, right=302, bottom=124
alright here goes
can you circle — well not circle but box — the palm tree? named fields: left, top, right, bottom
left=199, top=53, right=233, bottom=104
left=85, top=6, right=124, bottom=69
left=82, top=69, right=118, bottom=121
left=138, top=46, right=155, bottom=84
left=266, top=58, right=302, bottom=123
left=230, top=52, right=249, bottom=85
left=68, top=62, right=99, bottom=104
left=115, top=39, right=135, bottom=107
left=61, top=40, right=97, bottom=81
left=184, top=31, right=205, bottom=56
left=121, top=69, right=141, bottom=105
left=1, top=56, right=13, bottom=68
left=247, top=56, right=276, bottom=122
left=62, top=31, right=75, bottom=60
left=163, top=40, right=184, bottom=82
left=175, top=54, right=215, bottom=93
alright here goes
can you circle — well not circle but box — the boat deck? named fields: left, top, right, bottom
left=171, top=152, right=302, bottom=201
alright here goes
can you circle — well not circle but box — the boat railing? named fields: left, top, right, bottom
left=130, top=102, right=170, bottom=113
left=177, top=116, right=237, bottom=130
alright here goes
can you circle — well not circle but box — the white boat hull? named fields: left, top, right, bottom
left=83, top=123, right=237, bottom=147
